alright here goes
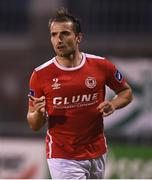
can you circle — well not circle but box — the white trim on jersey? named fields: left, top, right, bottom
left=53, top=52, right=86, bottom=71
left=85, top=53, right=105, bottom=60
left=35, top=53, right=105, bottom=72
left=47, top=130, right=53, bottom=158
left=35, top=58, right=54, bottom=71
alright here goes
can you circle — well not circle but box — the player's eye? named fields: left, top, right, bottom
left=62, top=31, right=71, bottom=36
left=51, top=32, right=57, bottom=37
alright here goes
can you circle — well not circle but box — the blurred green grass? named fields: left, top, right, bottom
left=109, top=143, right=152, bottom=160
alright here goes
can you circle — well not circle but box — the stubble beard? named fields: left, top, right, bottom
left=56, top=48, right=75, bottom=59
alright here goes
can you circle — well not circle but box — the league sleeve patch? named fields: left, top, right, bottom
left=115, top=70, right=123, bottom=82
left=29, top=89, right=35, bottom=97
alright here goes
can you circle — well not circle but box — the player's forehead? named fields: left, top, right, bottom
left=50, top=21, right=74, bottom=33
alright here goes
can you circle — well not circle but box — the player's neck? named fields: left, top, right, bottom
left=56, top=51, right=83, bottom=68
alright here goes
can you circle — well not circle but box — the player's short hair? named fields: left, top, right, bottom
left=48, top=7, right=82, bottom=34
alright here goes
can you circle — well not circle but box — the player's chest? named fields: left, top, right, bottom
left=42, top=69, right=106, bottom=96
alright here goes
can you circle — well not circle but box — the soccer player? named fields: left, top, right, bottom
left=27, top=7, right=133, bottom=179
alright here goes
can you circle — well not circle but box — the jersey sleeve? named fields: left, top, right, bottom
left=28, top=70, right=43, bottom=107
left=105, top=59, right=126, bottom=93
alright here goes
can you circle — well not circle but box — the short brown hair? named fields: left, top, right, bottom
left=48, top=7, right=82, bottom=34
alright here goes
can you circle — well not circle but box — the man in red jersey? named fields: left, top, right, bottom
left=27, top=7, right=133, bottom=179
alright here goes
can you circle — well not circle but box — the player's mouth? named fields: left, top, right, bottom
left=57, top=45, right=66, bottom=50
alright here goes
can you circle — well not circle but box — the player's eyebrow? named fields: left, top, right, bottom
left=51, top=30, right=71, bottom=37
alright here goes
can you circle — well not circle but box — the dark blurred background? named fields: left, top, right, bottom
left=0, top=0, right=152, bottom=178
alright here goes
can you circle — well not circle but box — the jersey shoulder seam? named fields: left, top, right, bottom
left=35, top=58, right=54, bottom=71
left=85, top=53, right=105, bottom=60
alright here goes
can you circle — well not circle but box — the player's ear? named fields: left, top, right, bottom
left=76, top=33, right=83, bottom=44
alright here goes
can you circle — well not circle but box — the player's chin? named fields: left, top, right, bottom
left=56, top=50, right=66, bottom=57
left=57, top=51, right=70, bottom=58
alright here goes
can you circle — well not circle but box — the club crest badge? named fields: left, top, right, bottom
left=85, top=77, right=97, bottom=89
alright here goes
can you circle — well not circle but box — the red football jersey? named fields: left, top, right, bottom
left=29, top=53, right=126, bottom=160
